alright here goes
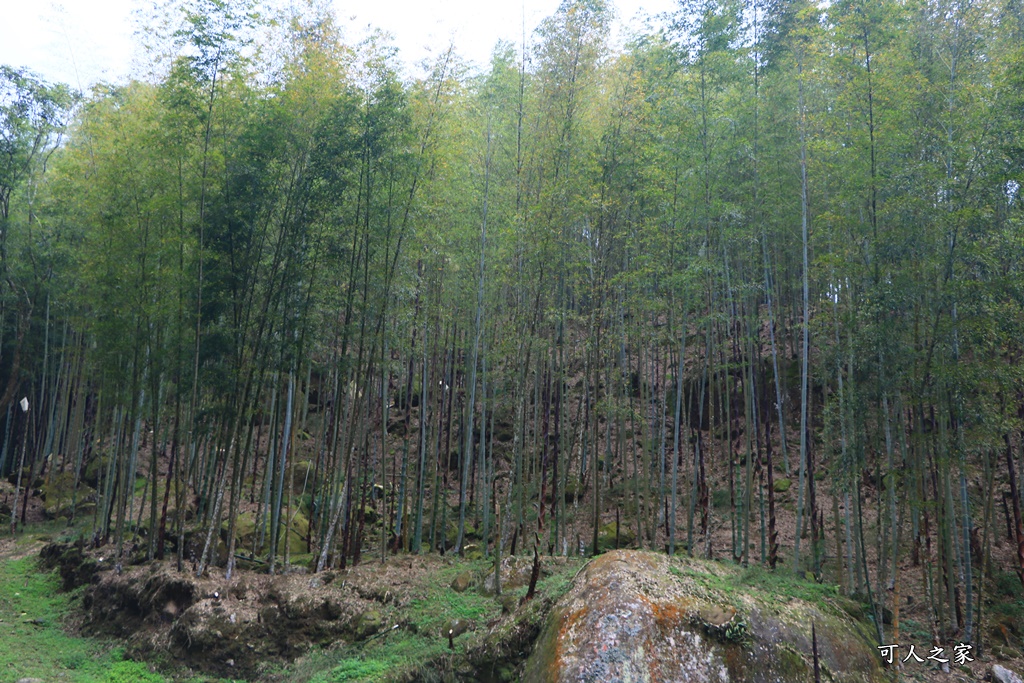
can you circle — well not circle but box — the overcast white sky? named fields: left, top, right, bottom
left=1, top=0, right=679, bottom=90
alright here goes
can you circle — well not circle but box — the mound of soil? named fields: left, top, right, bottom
left=40, top=542, right=415, bottom=679
left=36, top=540, right=584, bottom=681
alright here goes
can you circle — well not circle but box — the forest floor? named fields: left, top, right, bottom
left=1, top=518, right=1022, bottom=683
left=0, top=519, right=583, bottom=682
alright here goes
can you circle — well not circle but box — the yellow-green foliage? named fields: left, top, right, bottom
left=103, top=661, right=165, bottom=683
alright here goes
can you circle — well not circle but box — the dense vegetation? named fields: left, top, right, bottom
left=2, top=0, right=1023, bottom=660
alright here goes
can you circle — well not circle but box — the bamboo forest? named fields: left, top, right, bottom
left=1, top=0, right=1024, bottom=681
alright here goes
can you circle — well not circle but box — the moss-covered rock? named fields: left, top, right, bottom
left=447, top=617, right=474, bottom=639
left=562, top=479, right=586, bottom=504
left=41, top=472, right=95, bottom=520
left=229, top=510, right=308, bottom=557
left=522, top=549, right=885, bottom=683
left=596, top=521, right=636, bottom=551
left=286, top=460, right=313, bottom=485
left=354, top=609, right=383, bottom=639
left=451, top=571, right=473, bottom=593
left=358, top=504, right=378, bottom=525
left=463, top=544, right=484, bottom=561
left=81, top=454, right=110, bottom=488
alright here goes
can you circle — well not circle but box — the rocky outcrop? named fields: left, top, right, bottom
left=37, top=541, right=893, bottom=683
left=523, top=550, right=885, bottom=683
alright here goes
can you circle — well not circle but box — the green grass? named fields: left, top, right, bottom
left=670, top=558, right=842, bottom=605
left=733, top=564, right=841, bottom=603
left=407, top=579, right=494, bottom=632
left=309, top=657, right=392, bottom=682
left=104, top=661, right=167, bottom=683
left=303, top=632, right=445, bottom=683
left=0, top=553, right=158, bottom=682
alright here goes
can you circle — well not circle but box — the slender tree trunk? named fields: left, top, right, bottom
left=793, top=48, right=811, bottom=575
left=1006, top=433, right=1024, bottom=587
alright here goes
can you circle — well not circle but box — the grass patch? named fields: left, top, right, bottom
left=309, top=657, right=392, bottom=682
left=408, top=581, right=495, bottom=633
left=300, top=559, right=501, bottom=682
left=669, top=557, right=842, bottom=606
left=0, top=554, right=166, bottom=682
left=104, top=660, right=166, bottom=683
left=303, top=632, right=446, bottom=683
left=733, top=564, right=840, bottom=603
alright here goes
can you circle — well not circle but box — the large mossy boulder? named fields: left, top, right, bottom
left=523, top=549, right=885, bottom=683
left=41, top=472, right=96, bottom=520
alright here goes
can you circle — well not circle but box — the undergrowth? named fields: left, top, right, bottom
left=290, top=556, right=585, bottom=683
left=0, top=544, right=237, bottom=683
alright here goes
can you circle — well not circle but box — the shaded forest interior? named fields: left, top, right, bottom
left=2, top=0, right=1024, bottom=658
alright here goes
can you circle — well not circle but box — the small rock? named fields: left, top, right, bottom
left=990, top=645, right=1012, bottom=661
left=447, top=618, right=474, bottom=639
left=17, top=679, right=45, bottom=683
left=479, top=572, right=499, bottom=596
left=451, top=571, right=472, bottom=593
left=993, top=665, right=1024, bottom=683
left=698, top=605, right=736, bottom=627
left=354, top=609, right=383, bottom=639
